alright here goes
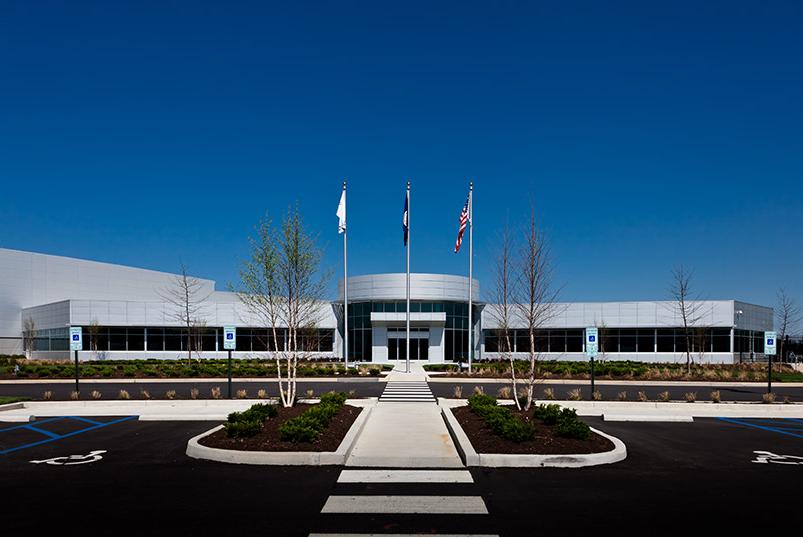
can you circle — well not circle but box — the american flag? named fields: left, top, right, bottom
left=454, top=191, right=471, bottom=253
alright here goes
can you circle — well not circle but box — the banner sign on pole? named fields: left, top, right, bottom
left=765, top=331, right=777, bottom=356
left=223, top=326, right=237, bottom=351
left=70, top=327, right=83, bottom=351
left=585, top=327, right=598, bottom=358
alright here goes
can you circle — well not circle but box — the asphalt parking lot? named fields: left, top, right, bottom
left=1, top=413, right=801, bottom=536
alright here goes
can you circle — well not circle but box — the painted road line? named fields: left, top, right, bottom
left=716, top=417, right=803, bottom=439
left=310, top=534, right=499, bottom=537
left=320, top=496, right=488, bottom=514
left=0, top=415, right=138, bottom=455
left=337, top=470, right=474, bottom=483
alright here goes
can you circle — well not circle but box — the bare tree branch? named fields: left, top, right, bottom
left=777, top=288, right=802, bottom=361
left=160, top=263, right=210, bottom=364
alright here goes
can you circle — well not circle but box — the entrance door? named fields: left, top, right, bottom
left=387, top=328, right=429, bottom=360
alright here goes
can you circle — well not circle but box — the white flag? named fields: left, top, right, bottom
left=336, top=189, right=346, bottom=233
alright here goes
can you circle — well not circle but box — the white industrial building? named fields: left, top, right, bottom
left=0, top=248, right=773, bottom=364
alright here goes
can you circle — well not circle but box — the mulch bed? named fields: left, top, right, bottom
left=199, top=404, right=362, bottom=452
left=452, top=405, right=614, bottom=455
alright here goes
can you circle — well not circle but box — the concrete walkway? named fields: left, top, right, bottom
left=345, top=402, right=463, bottom=467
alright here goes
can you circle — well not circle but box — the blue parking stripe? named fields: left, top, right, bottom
left=67, top=416, right=104, bottom=426
left=0, top=417, right=64, bottom=432
left=0, top=416, right=138, bottom=456
left=716, top=417, right=803, bottom=439
left=24, top=425, right=62, bottom=439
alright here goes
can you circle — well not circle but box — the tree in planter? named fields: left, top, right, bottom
left=488, top=225, right=521, bottom=409
left=668, top=265, right=705, bottom=374
left=776, top=289, right=801, bottom=362
left=236, top=207, right=329, bottom=408
left=160, top=263, right=210, bottom=364
left=514, top=211, right=560, bottom=412
left=88, top=319, right=101, bottom=355
left=22, top=317, right=36, bottom=360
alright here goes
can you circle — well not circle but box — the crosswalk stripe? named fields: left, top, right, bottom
left=338, top=470, right=474, bottom=483
left=310, top=534, right=500, bottom=537
left=320, top=495, right=488, bottom=514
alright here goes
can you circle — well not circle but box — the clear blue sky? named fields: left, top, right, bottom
left=1, top=1, right=801, bottom=314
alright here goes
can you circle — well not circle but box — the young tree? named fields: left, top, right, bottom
left=236, top=206, right=329, bottom=407
left=160, top=263, right=210, bottom=364
left=777, top=289, right=801, bottom=361
left=22, top=317, right=36, bottom=359
left=669, top=265, right=704, bottom=374
left=88, top=319, right=101, bottom=355
left=488, top=226, right=521, bottom=409
left=514, top=212, right=560, bottom=411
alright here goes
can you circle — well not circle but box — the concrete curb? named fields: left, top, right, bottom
left=185, top=404, right=373, bottom=466
left=603, top=414, right=694, bottom=422
left=440, top=405, right=627, bottom=468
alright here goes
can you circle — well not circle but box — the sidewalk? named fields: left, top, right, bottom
left=345, top=402, right=463, bottom=467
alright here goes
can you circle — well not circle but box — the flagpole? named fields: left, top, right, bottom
left=406, top=180, right=411, bottom=374
left=343, top=180, right=348, bottom=371
left=468, top=181, right=473, bottom=374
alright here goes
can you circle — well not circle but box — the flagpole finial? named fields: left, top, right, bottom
left=470, top=179, right=473, bottom=190
left=343, top=179, right=347, bottom=189
left=407, top=179, right=410, bottom=190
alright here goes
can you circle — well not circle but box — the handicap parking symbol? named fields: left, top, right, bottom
left=30, top=450, right=107, bottom=466
left=751, top=451, right=803, bottom=465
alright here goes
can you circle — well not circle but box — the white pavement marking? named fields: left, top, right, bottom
left=320, top=496, right=488, bottom=514
left=310, top=534, right=499, bottom=537
left=379, top=380, right=436, bottom=403
left=337, top=469, right=474, bottom=483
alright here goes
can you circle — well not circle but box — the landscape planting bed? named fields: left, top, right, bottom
left=199, top=403, right=362, bottom=452
left=452, top=405, right=613, bottom=455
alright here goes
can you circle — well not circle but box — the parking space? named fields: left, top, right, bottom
left=0, top=415, right=137, bottom=455
left=1, top=414, right=801, bottom=535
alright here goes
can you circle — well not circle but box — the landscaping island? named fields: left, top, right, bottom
left=199, top=395, right=362, bottom=452
left=443, top=394, right=627, bottom=467
left=187, top=392, right=372, bottom=465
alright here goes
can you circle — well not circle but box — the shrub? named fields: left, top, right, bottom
left=228, top=403, right=278, bottom=424
left=305, top=389, right=315, bottom=399
left=257, top=389, right=268, bottom=399
left=140, top=389, right=151, bottom=400
left=320, top=391, right=348, bottom=406
left=556, top=416, right=591, bottom=440
left=710, top=390, right=721, bottom=403
left=118, top=389, right=130, bottom=400
left=684, top=392, right=697, bottom=403
left=211, top=387, right=222, bottom=400
left=467, top=392, right=497, bottom=410
left=236, top=389, right=247, bottom=399
left=369, top=368, right=381, bottom=376
left=90, top=390, right=102, bottom=400
left=567, top=388, right=582, bottom=401
left=592, top=389, right=602, bottom=401
left=762, top=392, right=776, bottom=404
left=473, top=386, right=485, bottom=395
left=533, top=403, right=562, bottom=425
left=637, top=391, right=648, bottom=402
left=190, top=387, right=199, bottom=400
left=224, top=419, right=262, bottom=438
left=617, top=391, right=628, bottom=401
left=43, top=390, right=53, bottom=401
left=658, top=390, right=671, bottom=402
left=497, top=386, right=512, bottom=399
left=453, top=385, right=463, bottom=399
left=70, top=390, right=80, bottom=400
left=278, top=419, right=321, bottom=443
left=165, top=390, right=177, bottom=400
left=543, top=387, right=555, bottom=400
